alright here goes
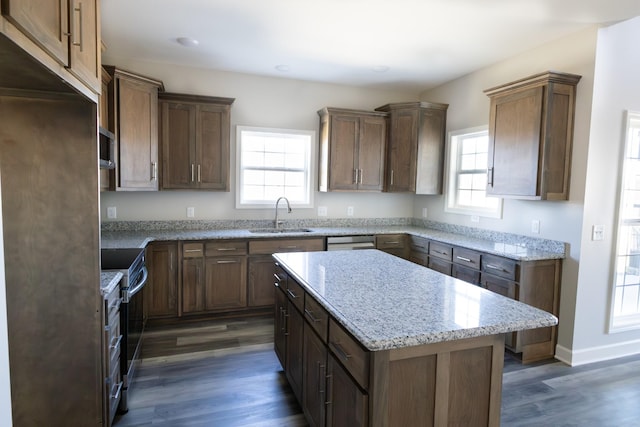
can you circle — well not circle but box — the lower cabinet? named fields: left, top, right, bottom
left=145, top=242, right=178, bottom=319
left=103, top=282, right=123, bottom=427
left=303, top=322, right=327, bottom=427
left=326, top=353, right=368, bottom=427
left=248, top=255, right=278, bottom=307
left=286, top=300, right=305, bottom=402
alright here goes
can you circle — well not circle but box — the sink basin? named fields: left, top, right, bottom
left=249, top=228, right=313, bottom=234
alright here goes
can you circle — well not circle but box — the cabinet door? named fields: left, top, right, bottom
left=161, top=101, right=196, bottom=189
left=197, top=104, right=230, bottom=190
left=487, top=87, right=543, bottom=197
left=182, top=258, right=204, bottom=313
left=387, top=108, right=418, bottom=192
left=303, top=323, right=327, bottom=427
left=145, top=242, right=178, bottom=318
left=357, top=116, right=386, bottom=191
left=2, top=0, right=69, bottom=66
left=326, top=354, right=368, bottom=427
left=117, top=76, right=159, bottom=190
left=204, top=256, right=247, bottom=310
left=274, top=284, right=287, bottom=368
left=286, top=302, right=304, bottom=403
left=247, top=255, right=277, bottom=307
left=328, top=114, right=358, bottom=191
left=67, top=0, right=99, bottom=92
left=480, top=274, right=518, bottom=348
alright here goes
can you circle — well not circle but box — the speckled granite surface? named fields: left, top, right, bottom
left=101, top=218, right=565, bottom=261
left=100, top=271, right=122, bottom=295
left=273, top=250, right=558, bottom=351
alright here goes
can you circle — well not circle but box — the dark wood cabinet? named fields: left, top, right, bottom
left=159, top=93, right=234, bottom=191
left=104, top=66, right=164, bottom=191
left=103, top=279, right=122, bottom=427
left=274, top=269, right=288, bottom=367
left=145, top=242, right=178, bottom=319
left=1, top=0, right=100, bottom=92
left=303, top=322, right=327, bottom=427
left=326, top=353, right=368, bottom=427
left=318, top=107, right=387, bottom=192
left=204, top=255, right=247, bottom=310
left=485, top=71, right=581, bottom=200
left=375, top=102, right=448, bottom=194
left=248, top=255, right=278, bottom=307
left=182, top=255, right=205, bottom=314
left=286, top=300, right=305, bottom=402
left=375, top=233, right=408, bottom=259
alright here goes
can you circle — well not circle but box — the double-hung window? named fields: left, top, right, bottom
left=445, top=126, right=502, bottom=218
left=236, top=126, right=314, bottom=208
left=611, top=111, right=640, bottom=331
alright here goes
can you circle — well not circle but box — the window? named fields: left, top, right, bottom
left=236, top=126, right=314, bottom=208
left=445, top=126, right=502, bottom=218
left=611, top=111, right=640, bottom=331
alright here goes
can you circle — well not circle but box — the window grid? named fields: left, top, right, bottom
left=612, top=113, right=640, bottom=329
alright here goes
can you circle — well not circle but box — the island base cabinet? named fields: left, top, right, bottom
left=303, top=323, right=327, bottom=427
left=286, top=302, right=304, bottom=403
left=327, top=354, right=368, bottom=427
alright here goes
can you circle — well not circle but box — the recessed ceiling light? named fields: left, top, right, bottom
left=275, top=64, right=290, bottom=72
left=372, top=65, right=390, bottom=73
left=176, top=37, right=199, bottom=47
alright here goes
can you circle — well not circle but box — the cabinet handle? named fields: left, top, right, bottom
left=215, top=260, right=237, bottom=264
left=304, top=308, right=320, bottom=323
left=111, top=381, right=123, bottom=400
left=191, top=164, right=195, bottom=182
left=150, top=161, right=158, bottom=181
left=216, top=247, right=237, bottom=251
left=318, top=362, right=326, bottom=394
left=283, top=311, right=290, bottom=336
left=280, top=245, right=299, bottom=250
left=286, top=289, right=299, bottom=299
left=456, top=256, right=472, bottom=263
left=359, top=169, right=363, bottom=184
left=184, top=249, right=202, bottom=253
left=71, top=2, right=84, bottom=50
left=386, top=241, right=400, bottom=245
left=487, top=167, right=494, bottom=186
left=332, top=341, right=352, bottom=361
left=273, top=273, right=283, bottom=282
left=197, top=164, right=201, bottom=183
left=390, top=169, right=394, bottom=186
left=485, top=264, right=505, bottom=272
left=353, top=169, right=357, bottom=184
left=325, top=373, right=333, bottom=406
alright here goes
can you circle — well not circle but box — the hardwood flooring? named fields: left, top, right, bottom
left=113, top=315, right=640, bottom=427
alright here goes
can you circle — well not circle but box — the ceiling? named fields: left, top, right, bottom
left=101, top=0, right=640, bottom=92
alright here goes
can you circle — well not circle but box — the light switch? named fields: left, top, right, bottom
left=347, top=206, right=354, bottom=216
left=318, top=206, right=327, bottom=217
left=107, top=206, right=117, bottom=219
left=592, top=225, right=605, bottom=241
left=187, top=207, right=195, bottom=218
left=531, top=220, right=540, bottom=234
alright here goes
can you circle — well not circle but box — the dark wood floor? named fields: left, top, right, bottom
left=113, top=315, right=640, bottom=427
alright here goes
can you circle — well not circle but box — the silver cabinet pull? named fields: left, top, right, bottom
left=353, top=169, right=357, bottom=184
left=487, top=167, right=494, bottom=186
left=215, top=260, right=237, bottom=264
left=197, top=164, right=201, bottom=182
left=485, top=264, right=505, bottom=272
left=151, top=161, right=158, bottom=181
left=184, top=249, right=202, bottom=253
left=390, top=169, right=394, bottom=186
left=456, top=256, right=472, bottom=262
left=359, top=169, right=363, bottom=184
left=286, top=289, right=299, bottom=299
left=111, top=381, right=123, bottom=400
left=191, top=164, right=195, bottom=182
left=273, top=273, right=284, bottom=282
left=332, top=341, right=352, bottom=361
left=317, top=362, right=326, bottom=394
left=216, top=247, right=237, bottom=251
left=304, top=308, right=320, bottom=323
left=325, top=373, right=333, bottom=406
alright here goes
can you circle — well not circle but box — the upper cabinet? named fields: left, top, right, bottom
left=375, top=102, right=448, bottom=194
left=1, top=0, right=101, bottom=93
left=159, top=93, right=234, bottom=191
left=104, top=66, right=164, bottom=191
left=484, top=71, right=581, bottom=200
left=318, top=107, right=387, bottom=192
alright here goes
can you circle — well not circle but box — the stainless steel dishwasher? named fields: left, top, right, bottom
left=326, top=235, right=376, bottom=250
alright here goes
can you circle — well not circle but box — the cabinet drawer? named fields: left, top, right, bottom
left=482, top=254, right=518, bottom=281
left=409, top=235, right=429, bottom=253
left=286, top=279, right=305, bottom=313
left=205, top=240, right=247, bottom=256
left=429, top=241, right=452, bottom=261
left=375, top=234, right=407, bottom=249
left=183, top=242, right=204, bottom=258
left=249, top=238, right=325, bottom=255
left=274, top=264, right=287, bottom=294
left=304, top=295, right=329, bottom=343
left=328, top=319, right=369, bottom=389
left=452, top=264, right=481, bottom=285
left=409, top=251, right=429, bottom=267
left=428, top=257, right=452, bottom=275
left=453, top=247, right=481, bottom=270
left=104, top=285, right=121, bottom=321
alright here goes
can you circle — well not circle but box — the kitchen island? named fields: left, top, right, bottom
left=273, top=249, right=557, bottom=427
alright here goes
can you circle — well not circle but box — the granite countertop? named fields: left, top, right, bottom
left=273, top=250, right=558, bottom=351
left=100, top=271, right=122, bottom=296
left=101, top=224, right=564, bottom=261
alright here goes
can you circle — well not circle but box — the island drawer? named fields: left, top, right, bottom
left=274, top=264, right=287, bottom=293
left=205, top=240, right=247, bottom=256
left=482, top=254, right=518, bottom=281
left=409, top=235, right=429, bottom=254
left=328, top=319, right=369, bottom=389
left=453, top=247, right=481, bottom=270
left=375, top=234, right=407, bottom=249
left=428, top=256, right=452, bottom=275
left=304, top=295, right=328, bottom=343
left=182, top=242, right=204, bottom=258
left=286, top=278, right=305, bottom=313
left=429, top=241, right=452, bottom=261
left=249, top=238, right=325, bottom=255
left=452, top=264, right=481, bottom=285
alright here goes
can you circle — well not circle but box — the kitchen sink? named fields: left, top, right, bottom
left=249, top=228, right=313, bottom=234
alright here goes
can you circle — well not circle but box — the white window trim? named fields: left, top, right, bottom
left=444, top=126, right=503, bottom=219
left=235, top=125, right=316, bottom=209
left=609, top=110, right=640, bottom=332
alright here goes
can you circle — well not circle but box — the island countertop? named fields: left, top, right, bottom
left=273, top=249, right=558, bottom=351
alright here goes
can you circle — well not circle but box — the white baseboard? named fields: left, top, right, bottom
left=555, top=339, right=640, bottom=366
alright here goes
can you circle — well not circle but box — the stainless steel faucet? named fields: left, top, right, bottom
left=274, top=196, right=292, bottom=229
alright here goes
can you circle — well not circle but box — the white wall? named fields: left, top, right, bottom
left=417, top=26, right=599, bottom=356
left=569, top=16, right=640, bottom=365
left=0, top=174, right=14, bottom=425
left=99, top=56, right=417, bottom=221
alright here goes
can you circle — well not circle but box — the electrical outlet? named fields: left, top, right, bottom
left=531, top=219, right=540, bottom=234
left=347, top=206, right=354, bottom=217
left=422, top=208, right=428, bottom=218
left=107, top=206, right=117, bottom=219
left=470, top=215, right=480, bottom=223
left=318, top=206, right=327, bottom=217
left=592, top=225, right=605, bottom=241
left=187, top=207, right=195, bottom=218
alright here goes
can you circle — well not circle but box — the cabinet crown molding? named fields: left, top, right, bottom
left=317, top=106, right=388, bottom=117
left=375, top=101, right=449, bottom=112
left=159, top=92, right=235, bottom=105
left=484, top=71, right=582, bottom=96
left=103, top=65, right=165, bottom=90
